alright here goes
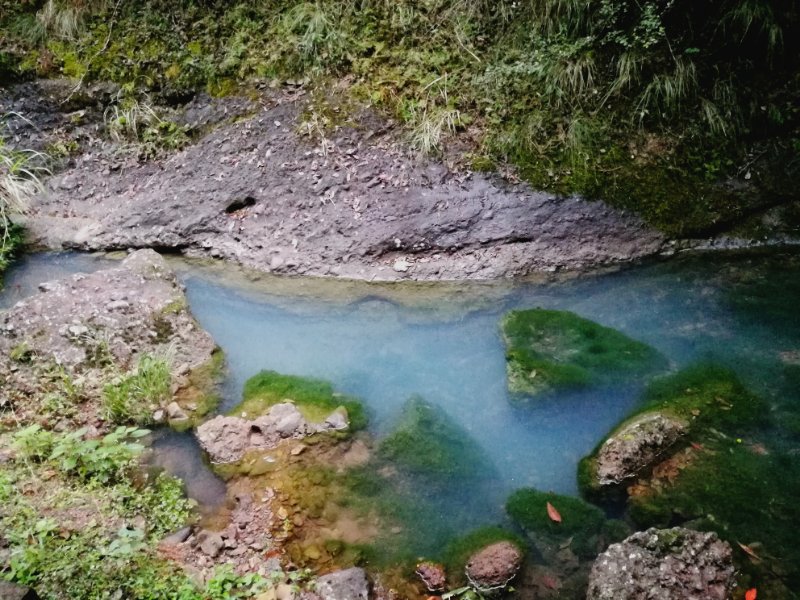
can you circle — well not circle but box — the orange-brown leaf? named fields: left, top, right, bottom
left=546, top=502, right=562, bottom=523
left=745, top=588, right=757, bottom=600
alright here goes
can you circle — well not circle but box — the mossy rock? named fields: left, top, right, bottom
left=439, top=526, right=525, bottom=579
left=501, top=309, right=666, bottom=400
left=232, top=370, right=367, bottom=431
left=379, top=395, right=490, bottom=480
left=627, top=439, right=800, bottom=593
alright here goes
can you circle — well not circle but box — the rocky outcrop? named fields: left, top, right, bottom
left=315, top=567, right=369, bottom=600
left=196, top=402, right=350, bottom=463
left=465, top=541, right=523, bottom=591
left=0, top=249, right=217, bottom=426
left=586, top=527, right=735, bottom=600
left=594, top=413, right=687, bottom=486
left=12, top=81, right=667, bottom=282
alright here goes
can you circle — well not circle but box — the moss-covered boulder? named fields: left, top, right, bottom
left=233, top=370, right=367, bottom=431
left=378, top=395, right=490, bottom=480
left=440, top=526, right=525, bottom=580
left=501, top=309, right=665, bottom=399
left=506, top=488, right=627, bottom=559
left=579, top=363, right=768, bottom=497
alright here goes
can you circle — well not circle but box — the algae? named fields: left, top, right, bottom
left=501, top=309, right=666, bottom=399
left=378, top=395, right=491, bottom=480
left=234, top=370, right=367, bottom=431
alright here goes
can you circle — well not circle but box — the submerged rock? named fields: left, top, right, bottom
left=594, top=413, right=687, bottom=486
left=586, top=527, right=735, bottom=600
left=501, top=309, right=665, bottom=400
left=465, top=541, right=523, bottom=591
left=315, top=567, right=369, bottom=600
left=196, top=402, right=350, bottom=463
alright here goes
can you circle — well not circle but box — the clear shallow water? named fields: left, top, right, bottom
left=3, top=250, right=800, bottom=525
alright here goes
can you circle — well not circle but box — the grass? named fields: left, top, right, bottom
left=501, top=309, right=666, bottom=399
left=235, top=370, right=367, bottom=431
left=2, top=0, right=798, bottom=235
left=103, top=354, right=171, bottom=424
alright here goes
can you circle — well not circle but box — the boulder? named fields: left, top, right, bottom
left=465, top=541, right=523, bottom=591
left=595, top=413, right=687, bottom=486
left=197, top=402, right=348, bottom=463
left=315, top=567, right=369, bottom=600
left=586, top=527, right=735, bottom=600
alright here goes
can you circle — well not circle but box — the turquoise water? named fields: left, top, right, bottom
left=4, top=250, right=800, bottom=531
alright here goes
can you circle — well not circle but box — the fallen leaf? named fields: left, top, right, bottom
left=691, top=442, right=704, bottom=451
left=745, top=589, right=757, bottom=600
left=737, top=542, right=762, bottom=562
left=546, top=502, right=562, bottom=523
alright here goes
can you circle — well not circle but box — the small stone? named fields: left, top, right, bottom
left=315, top=567, right=369, bottom=600
left=465, top=541, right=523, bottom=591
left=0, top=582, right=40, bottom=600
left=392, top=258, right=411, bottom=272
left=324, top=407, right=349, bottom=431
left=196, top=530, right=224, bottom=558
left=415, top=561, right=446, bottom=592
left=290, top=444, right=307, bottom=456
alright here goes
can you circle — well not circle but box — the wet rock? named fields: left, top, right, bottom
left=415, top=561, right=446, bottom=592
left=197, top=402, right=348, bottom=463
left=324, top=407, right=349, bottom=431
left=166, top=401, right=190, bottom=422
left=315, top=567, right=369, bottom=600
left=595, top=413, right=687, bottom=486
left=465, top=541, right=523, bottom=591
left=0, top=582, right=41, bottom=600
left=586, top=527, right=735, bottom=600
left=196, top=530, right=225, bottom=558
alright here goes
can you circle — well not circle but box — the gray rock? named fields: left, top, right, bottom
left=161, top=526, right=192, bottom=545
left=0, top=582, right=41, bottom=600
left=196, top=530, right=224, bottom=558
left=315, top=567, right=369, bottom=600
left=323, top=407, right=349, bottom=431
left=586, top=527, right=735, bottom=600
left=595, top=413, right=687, bottom=486
left=166, top=401, right=189, bottom=422
left=465, top=541, right=523, bottom=591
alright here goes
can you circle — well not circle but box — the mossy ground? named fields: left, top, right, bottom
left=501, top=309, right=665, bottom=399
left=233, top=370, right=367, bottom=431
left=2, top=0, right=798, bottom=235
left=378, top=395, right=491, bottom=480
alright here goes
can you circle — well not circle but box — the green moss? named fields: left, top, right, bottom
left=637, top=362, right=768, bottom=432
left=378, top=395, right=490, bottom=480
left=628, top=440, right=800, bottom=593
left=440, top=526, right=525, bottom=577
left=234, top=370, right=367, bottom=431
left=0, top=223, right=24, bottom=287
left=506, top=488, right=610, bottom=558
left=501, top=309, right=666, bottom=399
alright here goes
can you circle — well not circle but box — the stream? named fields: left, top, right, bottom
left=2, top=249, right=799, bottom=572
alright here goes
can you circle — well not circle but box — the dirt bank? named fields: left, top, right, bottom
left=5, top=80, right=669, bottom=281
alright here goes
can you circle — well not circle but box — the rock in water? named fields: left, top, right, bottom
left=595, top=413, right=687, bottom=485
left=315, top=567, right=369, bottom=600
left=465, top=541, right=523, bottom=591
left=415, top=561, right=446, bottom=592
left=586, top=527, right=735, bottom=600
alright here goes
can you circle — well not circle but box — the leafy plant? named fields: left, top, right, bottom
left=103, top=354, right=171, bottom=424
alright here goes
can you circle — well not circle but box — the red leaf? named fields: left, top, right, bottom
left=546, top=502, right=562, bottom=523
left=745, top=589, right=757, bottom=600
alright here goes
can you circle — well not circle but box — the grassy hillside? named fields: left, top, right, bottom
left=1, top=0, right=799, bottom=235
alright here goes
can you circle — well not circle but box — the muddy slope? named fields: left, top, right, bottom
left=10, top=81, right=667, bottom=280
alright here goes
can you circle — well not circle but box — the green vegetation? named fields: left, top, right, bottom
left=103, top=354, right=171, bottom=425
left=236, top=370, right=367, bottom=431
left=379, top=395, right=490, bottom=480
left=3, top=0, right=798, bottom=233
left=505, top=487, right=624, bottom=558
left=501, top=308, right=665, bottom=399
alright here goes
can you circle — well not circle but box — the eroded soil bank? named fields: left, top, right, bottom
left=2, top=79, right=675, bottom=281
